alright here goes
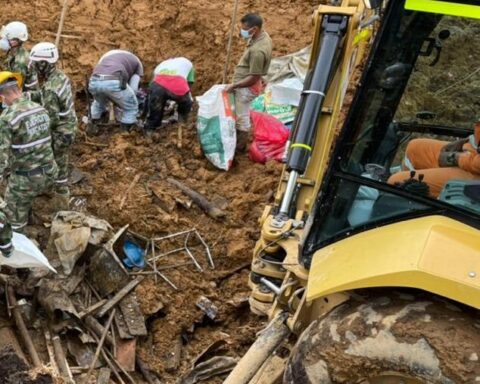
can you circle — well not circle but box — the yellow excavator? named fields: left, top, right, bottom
left=225, top=0, right=480, bottom=383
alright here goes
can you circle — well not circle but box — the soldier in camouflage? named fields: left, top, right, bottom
left=0, top=22, right=38, bottom=91
left=0, top=71, right=57, bottom=257
left=29, top=43, right=76, bottom=208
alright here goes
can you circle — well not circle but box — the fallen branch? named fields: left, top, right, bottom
left=79, top=130, right=108, bottom=147
left=119, top=174, right=141, bottom=209
left=167, top=178, right=225, bottom=219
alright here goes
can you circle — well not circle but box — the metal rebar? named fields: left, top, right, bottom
left=185, top=246, right=203, bottom=272
left=152, top=229, right=195, bottom=242
left=145, top=260, right=178, bottom=290
left=150, top=240, right=158, bottom=284
left=260, top=277, right=281, bottom=295
left=149, top=247, right=185, bottom=262
left=195, top=230, right=215, bottom=269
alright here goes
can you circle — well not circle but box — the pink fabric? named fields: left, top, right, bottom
left=154, top=74, right=190, bottom=96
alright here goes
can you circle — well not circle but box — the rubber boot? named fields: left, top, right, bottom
left=53, top=192, right=70, bottom=212
left=121, top=123, right=135, bottom=132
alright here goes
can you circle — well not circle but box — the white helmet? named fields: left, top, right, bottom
left=30, top=42, right=59, bottom=64
left=1, top=21, right=28, bottom=42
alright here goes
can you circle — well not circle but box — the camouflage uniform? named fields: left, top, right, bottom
left=0, top=97, right=57, bottom=251
left=4, top=46, right=38, bottom=91
left=39, top=68, right=77, bottom=196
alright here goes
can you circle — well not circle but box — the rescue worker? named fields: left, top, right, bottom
left=0, top=72, right=57, bottom=256
left=89, top=49, right=143, bottom=131
left=144, top=57, right=195, bottom=134
left=225, top=13, right=272, bottom=150
left=0, top=22, right=38, bottom=91
left=388, top=122, right=480, bottom=197
left=29, top=42, right=77, bottom=208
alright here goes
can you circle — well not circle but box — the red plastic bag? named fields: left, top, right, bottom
left=249, top=111, right=289, bottom=164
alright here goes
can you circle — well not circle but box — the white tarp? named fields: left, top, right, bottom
left=0, top=232, right=56, bottom=272
left=271, top=77, right=304, bottom=107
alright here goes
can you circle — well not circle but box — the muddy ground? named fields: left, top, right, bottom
left=1, top=0, right=316, bottom=382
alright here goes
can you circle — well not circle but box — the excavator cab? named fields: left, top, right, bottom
left=225, top=0, right=480, bottom=383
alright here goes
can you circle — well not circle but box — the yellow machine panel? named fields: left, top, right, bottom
left=307, top=216, right=480, bottom=308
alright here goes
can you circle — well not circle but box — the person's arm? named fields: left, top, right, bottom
left=43, top=89, right=60, bottom=132
left=24, top=68, right=39, bottom=91
left=225, top=74, right=262, bottom=93
left=0, top=209, right=13, bottom=257
left=226, top=50, right=266, bottom=92
left=457, top=151, right=480, bottom=174
left=129, top=57, right=144, bottom=93
left=441, top=138, right=468, bottom=153
left=129, top=74, right=141, bottom=92
left=0, top=119, right=11, bottom=177
left=187, top=68, right=195, bottom=91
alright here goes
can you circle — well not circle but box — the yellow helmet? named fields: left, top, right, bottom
left=0, top=71, right=22, bottom=91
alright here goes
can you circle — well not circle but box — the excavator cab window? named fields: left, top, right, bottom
left=303, top=0, right=480, bottom=267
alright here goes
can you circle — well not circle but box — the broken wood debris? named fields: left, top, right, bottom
left=0, top=211, right=219, bottom=383
left=96, top=278, right=142, bottom=318
left=165, top=335, right=183, bottom=373
left=167, top=177, right=226, bottom=219
left=83, top=309, right=116, bottom=383
left=6, top=285, right=42, bottom=368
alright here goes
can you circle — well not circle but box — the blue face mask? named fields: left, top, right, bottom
left=0, top=38, right=10, bottom=51
left=240, top=28, right=252, bottom=39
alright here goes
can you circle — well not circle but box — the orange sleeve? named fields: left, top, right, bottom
left=458, top=151, right=480, bottom=175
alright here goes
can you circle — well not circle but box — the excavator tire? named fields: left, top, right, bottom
left=284, top=291, right=480, bottom=383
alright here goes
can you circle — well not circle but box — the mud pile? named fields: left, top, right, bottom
left=70, top=124, right=283, bottom=381
left=3, top=0, right=315, bottom=92
left=1, top=0, right=317, bottom=382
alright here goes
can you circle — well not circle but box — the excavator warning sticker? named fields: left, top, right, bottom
left=405, top=0, right=480, bottom=19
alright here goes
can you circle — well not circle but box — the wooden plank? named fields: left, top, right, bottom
left=114, top=310, right=133, bottom=340
left=78, top=299, right=108, bottom=319
left=119, top=293, right=147, bottom=336
left=96, top=279, right=141, bottom=318
left=97, top=367, right=111, bottom=384
left=165, top=336, right=182, bottom=373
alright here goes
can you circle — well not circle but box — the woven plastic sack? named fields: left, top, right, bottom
left=196, top=85, right=236, bottom=171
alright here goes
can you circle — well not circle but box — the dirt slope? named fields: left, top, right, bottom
left=5, top=0, right=315, bottom=92
left=1, top=0, right=316, bottom=382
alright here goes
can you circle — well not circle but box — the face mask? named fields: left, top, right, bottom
left=34, top=61, right=49, bottom=75
left=0, top=38, right=10, bottom=51
left=240, top=28, right=252, bottom=39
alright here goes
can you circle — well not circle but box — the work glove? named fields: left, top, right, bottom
left=53, top=134, right=75, bottom=150
left=0, top=243, right=13, bottom=258
left=438, top=151, right=458, bottom=167
left=441, top=138, right=467, bottom=153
